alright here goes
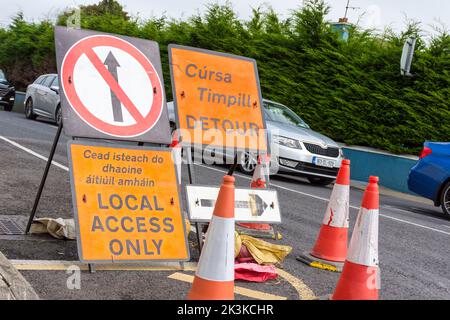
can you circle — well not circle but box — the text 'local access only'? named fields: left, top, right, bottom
left=68, top=142, right=189, bottom=263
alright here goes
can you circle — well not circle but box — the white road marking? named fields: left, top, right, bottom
left=197, top=164, right=450, bottom=236
left=1, top=134, right=448, bottom=237
left=0, top=135, right=69, bottom=171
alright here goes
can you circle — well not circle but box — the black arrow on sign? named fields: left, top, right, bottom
left=104, top=51, right=123, bottom=122
left=198, top=194, right=268, bottom=216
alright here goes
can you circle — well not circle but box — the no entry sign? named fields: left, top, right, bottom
left=68, top=141, right=189, bottom=263
left=169, top=45, right=267, bottom=152
left=55, top=27, right=171, bottom=143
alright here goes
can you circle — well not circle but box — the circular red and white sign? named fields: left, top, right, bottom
left=61, top=35, right=163, bottom=137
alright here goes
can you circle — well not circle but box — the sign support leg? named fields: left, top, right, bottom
left=88, top=263, right=95, bottom=273
left=25, top=121, right=63, bottom=234
left=185, top=147, right=204, bottom=253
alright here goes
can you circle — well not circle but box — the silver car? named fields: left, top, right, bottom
left=24, top=74, right=62, bottom=125
left=168, top=99, right=343, bottom=185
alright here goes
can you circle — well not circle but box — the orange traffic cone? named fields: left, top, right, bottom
left=296, top=159, right=350, bottom=272
left=236, top=155, right=277, bottom=239
left=187, top=175, right=235, bottom=300
left=331, top=176, right=380, bottom=300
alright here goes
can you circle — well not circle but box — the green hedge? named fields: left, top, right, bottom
left=0, top=0, right=448, bottom=154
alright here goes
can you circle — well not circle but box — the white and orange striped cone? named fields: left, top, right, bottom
left=296, top=159, right=350, bottom=272
left=187, top=175, right=235, bottom=300
left=331, top=176, right=380, bottom=300
left=236, top=155, right=278, bottom=239
left=170, top=134, right=182, bottom=184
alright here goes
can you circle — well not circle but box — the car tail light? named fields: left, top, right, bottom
left=419, top=146, right=432, bottom=159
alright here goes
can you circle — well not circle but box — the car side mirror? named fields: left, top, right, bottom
left=50, top=86, right=59, bottom=94
left=50, top=85, right=59, bottom=94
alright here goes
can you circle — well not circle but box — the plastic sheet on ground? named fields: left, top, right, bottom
left=235, top=263, right=278, bottom=282
left=234, top=232, right=292, bottom=265
left=30, top=218, right=76, bottom=240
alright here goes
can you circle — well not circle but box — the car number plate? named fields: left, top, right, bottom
left=313, top=157, right=336, bottom=168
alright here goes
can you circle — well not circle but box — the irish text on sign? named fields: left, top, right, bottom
left=68, top=142, right=189, bottom=263
left=169, top=45, right=267, bottom=152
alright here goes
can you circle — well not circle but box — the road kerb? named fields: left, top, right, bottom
left=0, top=252, right=39, bottom=300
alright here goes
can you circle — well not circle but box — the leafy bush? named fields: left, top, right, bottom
left=0, top=0, right=448, bottom=154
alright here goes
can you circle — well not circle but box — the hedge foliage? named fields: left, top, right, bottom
left=0, top=0, right=448, bottom=154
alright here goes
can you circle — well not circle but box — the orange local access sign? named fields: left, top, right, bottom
left=169, top=45, right=267, bottom=152
left=68, top=141, right=189, bottom=263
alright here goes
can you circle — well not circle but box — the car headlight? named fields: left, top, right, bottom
left=273, top=135, right=302, bottom=149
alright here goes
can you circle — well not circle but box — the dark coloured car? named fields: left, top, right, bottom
left=0, top=69, right=15, bottom=111
left=408, top=142, right=450, bottom=217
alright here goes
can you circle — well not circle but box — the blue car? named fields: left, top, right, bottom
left=408, top=142, right=450, bottom=217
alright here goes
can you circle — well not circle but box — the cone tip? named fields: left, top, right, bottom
left=342, top=159, right=350, bottom=165
left=223, top=175, right=235, bottom=183
left=369, top=176, right=379, bottom=183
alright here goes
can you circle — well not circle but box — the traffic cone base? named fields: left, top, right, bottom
left=331, top=261, right=379, bottom=300
left=236, top=223, right=276, bottom=239
left=238, top=222, right=271, bottom=231
left=188, top=277, right=234, bottom=300
left=311, top=224, right=348, bottom=262
left=296, top=251, right=343, bottom=272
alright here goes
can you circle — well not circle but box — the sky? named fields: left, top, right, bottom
left=1, top=0, right=449, bottom=37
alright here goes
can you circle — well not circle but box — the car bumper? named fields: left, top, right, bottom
left=0, top=94, right=15, bottom=105
left=269, top=144, right=343, bottom=179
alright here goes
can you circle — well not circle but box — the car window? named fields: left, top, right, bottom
left=42, top=76, right=55, bottom=87
left=0, top=70, right=5, bottom=81
left=51, top=77, right=59, bottom=87
left=263, top=101, right=310, bottom=129
left=34, top=75, right=45, bottom=84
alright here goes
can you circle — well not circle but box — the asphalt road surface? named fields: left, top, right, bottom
left=0, top=110, right=449, bottom=300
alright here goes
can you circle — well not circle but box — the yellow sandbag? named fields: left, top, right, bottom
left=234, top=231, right=242, bottom=258
left=235, top=232, right=292, bottom=265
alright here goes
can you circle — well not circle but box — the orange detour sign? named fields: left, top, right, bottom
left=168, top=45, right=267, bottom=152
left=68, top=141, right=189, bottom=263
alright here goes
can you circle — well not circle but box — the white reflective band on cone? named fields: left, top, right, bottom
left=196, top=216, right=235, bottom=282
left=322, top=184, right=349, bottom=228
left=347, top=208, right=379, bottom=267
left=252, top=163, right=265, bottom=183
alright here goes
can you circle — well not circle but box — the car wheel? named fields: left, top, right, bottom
left=238, top=151, right=258, bottom=175
left=25, top=98, right=37, bottom=120
left=307, top=176, right=335, bottom=186
left=55, top=106, right=62, bottom=126
left=440, top=182, right=450, bottom=217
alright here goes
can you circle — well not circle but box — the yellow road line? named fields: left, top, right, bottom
left=276, top=268, right=316, bottom=300
left=168, top=272, right=287, bottom=300
left=11, top=260, right=197, bottom=272
left=11, top=260, right=316, bottom=300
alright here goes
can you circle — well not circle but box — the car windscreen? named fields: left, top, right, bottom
left=263, top=101, right=309, bottom=129
left=0, top=70, right=5, bottom=81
